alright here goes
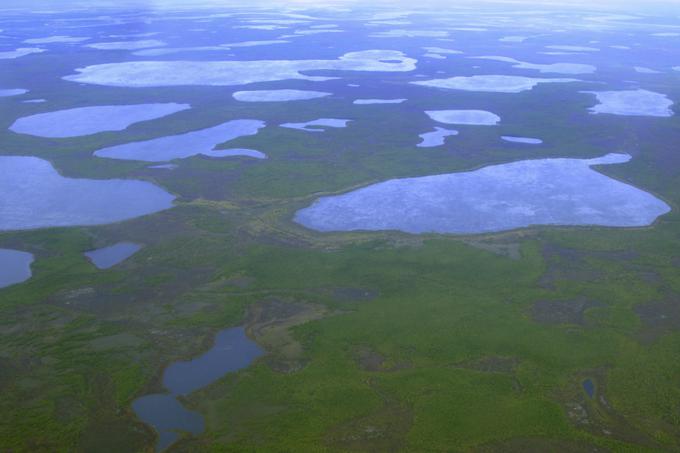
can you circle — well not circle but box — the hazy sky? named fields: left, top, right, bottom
left=2, top=0, right=679, bottom=14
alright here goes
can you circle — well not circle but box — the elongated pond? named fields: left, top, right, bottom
left=85, top=242, right=142, bottom=269
left=94, top=120, right=265, bottom=162
left=10, top=103, right=190, bottom=138
left=133, top=327, right=263, bottom=451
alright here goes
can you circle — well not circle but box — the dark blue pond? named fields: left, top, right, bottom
left=583, top=378, right=595, bottom=398
left=132, top=327, right=264, bottom=451
left=0, top=248, right=34, bottom=289
left=164, top=327, right=265, bottom=395
left=85, top=242, right=141, bottom=269
left=132, top=394, right=204, bottom=452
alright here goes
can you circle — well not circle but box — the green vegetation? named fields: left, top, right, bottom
left=2, top=53, right=680, bottom=453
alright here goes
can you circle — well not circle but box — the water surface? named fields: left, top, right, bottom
left=412, top=75, right=579, bottom=93
left=0, top=47, right=45, bottom=59
left=24, top=35, right=89, bottom=44
left=501, top=136, right=543, bottom=144
left=583, top=89, right=674, bottom=117
left=426, top=110, right=500, bottom=126
left=64, top=50, right=416, bottom=87
left=473, top=56, right=596, bottom=74
left=0, top=156, right=175, bottom=231
left=132, top=394, right=203, bottom=452
left=85, top=242, right=142, bottom=269
left=418, top=127, right=459, bottom=147
left=582, top=379, right=595, bottom=398
left=281, top=118, right=351, bottom=132
left=10, top=103, right=190, bottom=138
left=133, top=327, right=263, bottom=451
left=353, top=98, right=406, bottom=104
left=295, top=154, right=670, bottom=234
left=204, top=148, right=267, bottom=159
left=233, top=89, right=330, bottom=102
left=164, top=327, right=264, bottom=395
left=86, top=39, right=166, bottom=50
left=94, top=120, right=265, bottom=162
left=0, top=249, right=34, bottom=289
left=0, top=89, right=27, bottom=97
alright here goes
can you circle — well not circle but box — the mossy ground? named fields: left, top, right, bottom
left=2, top=20, right=680, bottom=452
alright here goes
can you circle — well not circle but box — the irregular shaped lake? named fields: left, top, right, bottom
left=132, top=40, right=288, bottom=57
left=0, top=249, right=34, bottom=289
left=418, top=127, right=459, bottom=147
left=86, top=39, right=166, bottom=50
left=473, top=56, right=596, bottom=74
left=204, top=148, right=267, bottom=159
left=280, top=118, right=351, bottom=132
left=64, top=50, right=416, bottom=87
left=232, top=89, right=330, bottom=102
left=583, top=89, right=674, bottom=117
left=546, top=45, right=599, bottom=52
left=0, top=156, right=175, bottom=231
left=422, top=47, right=463, bottom=56
left=411, top=75, right=579, bottom=93
left=0, top=48, right=45, bottom=59
left=426, top=110, right=500, bottom=126
left=10, top=103, right=190, bottom=138
left=634, top=67, right=660, bottom=74
left=295, top=154, right=670, bottom=234
left=132, top=394, right=202, bottom=452
left=85, top=242, right=142, bottom=269
left=133, top=327, right=263, bottom=451
left=353, top=98, right=406, bottom=105
left=94, top=120, right=265, bottom=161
left=24, top=35, right=89, bottom=44
left=148, top=164, right=178, bottom=170
left=501, top=136, right=543, bottom=144
left=0, top=89, right=28, bottom=97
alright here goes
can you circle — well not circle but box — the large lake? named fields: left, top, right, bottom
left=295, top=154, right=670, bottom=234
left=10, top=103, right=190, bottom=138
left=0, top=156, right=175, bottom=231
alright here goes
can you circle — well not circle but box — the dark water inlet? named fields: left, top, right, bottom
left=132, top=327, right=264, bottom=451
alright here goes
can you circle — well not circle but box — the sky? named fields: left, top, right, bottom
left=1, top=0, right=679, bottom=15
left=3, top=0, right=680, bottom=7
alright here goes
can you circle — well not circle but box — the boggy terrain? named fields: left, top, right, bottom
left=1, top=2, right=680, bottom=452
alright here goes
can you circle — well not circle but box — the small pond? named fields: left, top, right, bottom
left=85, top=242, right=142, bottom=269
left=0, top=249, right=34, bottom=289
left=132, top=327, right=264, bottom=451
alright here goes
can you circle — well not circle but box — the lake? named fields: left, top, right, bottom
left=0, top=249, right=34, bottom=289
left=132, top=327, right=264, bottom=451
left=295, top=154, right=670, bottom=234
left=0, top=156, right=175, bottom=231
